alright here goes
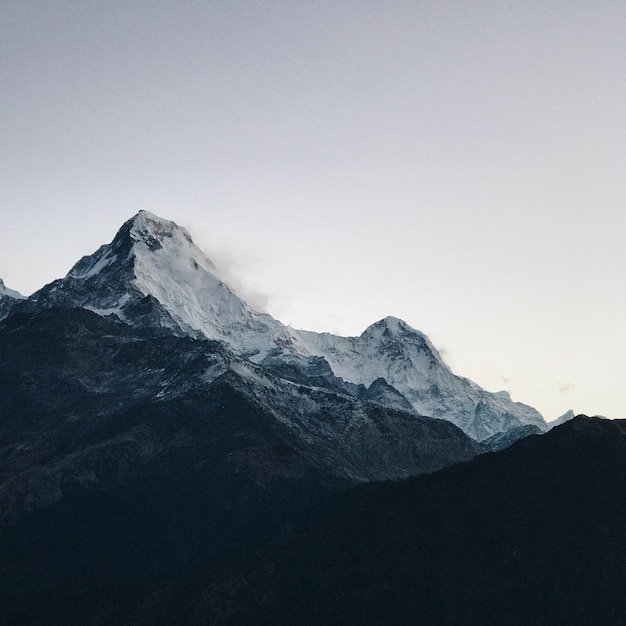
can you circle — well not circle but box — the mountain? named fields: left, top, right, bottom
left=241, top=416, right=626, bottom=625
left=0, top=279, right=25, bottom=319
left=2, top=414, right=624, bottom=624
left=0, top=211, right=613, bottom=625
left=16, top=211, right=289, bottom=358
left=296, top=317, right=545, bottom=441
left=481, top=422, right=544, bottom=451
left=548, top=408, right=576, bottom=429
left=9, top=210, right=547, bottom=441
left=0, top=306, right=482, bottom=623
left=0, top=307, right=483, bottom=520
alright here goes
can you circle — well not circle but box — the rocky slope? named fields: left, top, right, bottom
left=0, top=307, right=483, bottom=521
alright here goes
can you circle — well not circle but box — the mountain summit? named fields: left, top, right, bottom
left=5, top=210, right=546, bottom=441
left=23, top=211, right=289, bottom=358
left=296, top=317, right=546, bottom=440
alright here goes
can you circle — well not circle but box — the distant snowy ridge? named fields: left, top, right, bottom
left=12, top=210, right=547, bottom=441
left=294, top=317, right=546, bottom=441
left=547, top=410, right=576, bottom=429
left=0, top=279, right=25, bottom=301
left=0, top=279, right=25, bottom=320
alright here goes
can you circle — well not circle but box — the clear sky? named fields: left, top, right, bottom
left=2, top=1, right=625, bottom=421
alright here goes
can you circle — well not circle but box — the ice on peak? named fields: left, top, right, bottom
left=128, top=211, right=195, bottom=249
left=135, top=209, right=162, bottom=221
left=361, top=316, right=442, bottom=361
left=0, top=279, right=26, bottom=321
left=131, top=209, right=177, bottom=229
left=87, top=211, right=286, bottom=359
left=115, top=211, right=217, bottom=275
left=294, top=313, right=546, bottom=441
left=130, top=209, right=181, bottom=234
left=29, top=210, right=283, bottom=359
left=378, top=315, right=406, bottom=327
left=364, top=316, right=424, bottom=339
left=548, top=409, right=576, bottom=429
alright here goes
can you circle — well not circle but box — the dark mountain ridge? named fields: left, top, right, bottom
left=212, top=415, right=626, bottom=625
left=1, top=415, right=624, bottom=625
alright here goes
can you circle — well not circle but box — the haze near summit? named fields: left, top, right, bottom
left=1, top=1, right=625, bottom=420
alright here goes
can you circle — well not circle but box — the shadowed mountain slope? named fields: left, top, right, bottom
left=1, top=415, right=623, bottom=625
left=249, top=415, right=626, bottom=625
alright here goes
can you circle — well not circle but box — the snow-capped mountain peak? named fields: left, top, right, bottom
left=130, top=209, right=193, bottom=242
left=16, top=210, right=547, bottom=441
left=360, top=316, right=444, bottom=367
left=69, top=210, right=216, bottom=282
left=295, top=316, right=447, bottom=390
left=548, top=409, right=576, bottom=429
left=128, top=210, right=216, bottom=273
left=293, top=316, right=546, bottom=441
left=26, top=211, right=287, bottom=360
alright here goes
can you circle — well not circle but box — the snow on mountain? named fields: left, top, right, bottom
left=547, top=409, right=576, bottom=430
left=0, top=279, right=25, bottom=320
left=25, top=211, right=296, bottom=360
left=18, top=210, right=547, bottom=441
left=293, top=317, right=547, bottom=441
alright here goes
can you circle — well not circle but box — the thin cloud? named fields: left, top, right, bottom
left=557, top=382, right=576, bottom=394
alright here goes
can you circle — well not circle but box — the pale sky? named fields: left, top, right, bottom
left=2, top=1, right=625, bottom=421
